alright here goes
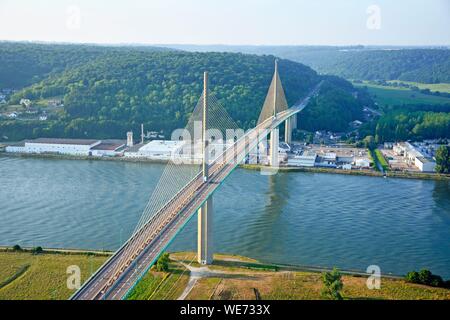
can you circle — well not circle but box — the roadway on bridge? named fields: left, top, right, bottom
left=71, top=83, right=321, bottom=300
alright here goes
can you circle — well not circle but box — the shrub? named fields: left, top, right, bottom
left=156, top=253, right=170, bottom=272
left=405, top=271, right=420, bottom=283
left=321, top=267, right=344, bottom=300
left=418, top=269, right=433, bottom=285
left=405, top=269, right=445, bottom=288
left=32, top=246, right=43, bottom=254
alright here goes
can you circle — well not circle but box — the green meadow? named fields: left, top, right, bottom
left=353, top=81, right=450, bottom=107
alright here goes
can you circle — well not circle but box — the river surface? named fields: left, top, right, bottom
left=1, top=156, right=449, bottom=277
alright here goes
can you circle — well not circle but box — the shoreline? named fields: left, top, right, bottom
left=1, top=152, right=449, bottom=181
left=0, top=245, right=113, bottom=256
left=0, top=245, right=403, bottom=279
left=241, top=164, right=450, bottom=181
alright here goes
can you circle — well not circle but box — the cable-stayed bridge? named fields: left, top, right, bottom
left=71, top=61, right=322, bottom=300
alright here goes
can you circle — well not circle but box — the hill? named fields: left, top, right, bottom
left=319, top=49, right=450, bottom=84
left=0, top=43, right=369, bottom=141
left=0, top=42, right=169, bottom=88
left=171, top=45, right=450, bottom=84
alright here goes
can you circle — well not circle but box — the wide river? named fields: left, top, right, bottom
left=1, top=156, right=449, bottom=277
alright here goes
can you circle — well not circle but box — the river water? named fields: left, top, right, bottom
left=1, top=156, right=449, bottom=277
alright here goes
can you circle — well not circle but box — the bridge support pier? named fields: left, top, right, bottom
left=291, top=114, right=297, bottom=130
left=269, top=128, right=279, bottom=166
left=285, top=114, right=297, bottom=145
left=198, top=197, right=213, bottom=265
left=285, top=118, right=292, bottom=145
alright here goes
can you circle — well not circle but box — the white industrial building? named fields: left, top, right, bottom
left=288, top=151, right=317, bottom=167
left=415, top=156, right=436, bottom=172
left=354, top=157, right=371, bottom=168
left=90, top=140, right=127, bottom=157
left=6, top=138, right=101, bottom=156
left=286, top=145, right=372, bottom=169
left=393, top=142, right=436, bottom=172
left=316, top=152, right=337, bottom=168
left=124, top=140, right=187, bottom=160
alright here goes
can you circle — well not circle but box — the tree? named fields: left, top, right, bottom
left=32, top=246, right=43, bottom=254
left=363, top=135, right=377, bottom=150
left=12, top=244, right=22, bottom=251
left=435, top=145, right=450, bottom=174
left=405, top=271, right=420, bottom=283
left=321, top=267, right=344, bottom=300
left=405, top=269, right=444, bottom=287
left=156, top=253, right=170, bottom=272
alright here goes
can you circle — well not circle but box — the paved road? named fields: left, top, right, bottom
left=71, top=84, right=321, bottom=300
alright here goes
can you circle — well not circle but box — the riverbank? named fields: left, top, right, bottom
left=0, top=245, right=113, bottom=256
left=241, top=164, right=450, bottom=181
left=2, top=152, right=449, bottom=181
left=1, top=248, right=449, bottom=300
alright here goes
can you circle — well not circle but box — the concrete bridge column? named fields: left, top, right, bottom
left=285, top=118, right=292, bottom=145
left=291, top=114, right=297, bottom=130
left=269, top=128, right=279, bottom=166
left=198, top=197, right=213, bottom=265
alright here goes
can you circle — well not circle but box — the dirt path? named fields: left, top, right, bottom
left=177, top=262, right=216, bottom=300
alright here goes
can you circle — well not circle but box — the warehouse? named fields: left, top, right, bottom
left=6, top=138, right=101, bottom=156
left=124, top=140, right=187, bottom=160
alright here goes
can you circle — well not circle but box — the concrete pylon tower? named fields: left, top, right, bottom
left=198, top=71, right=213, bottom=265
left=269, top=60, right=280, bottom=166
left=273, top=60, right=278, bottom=118
left=202, top=72, right=209, bottom=182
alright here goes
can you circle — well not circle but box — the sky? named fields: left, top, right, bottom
left=0, top=0, right=449, bottom=46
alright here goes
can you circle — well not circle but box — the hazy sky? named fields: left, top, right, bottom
left=0, top=0, right=449, bottom=45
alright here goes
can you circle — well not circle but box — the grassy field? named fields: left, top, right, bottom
left=126, top=259, right=190, bottom=300
left=183, top=256, right=450, bottom=300
left=188, top=272, right=450, bottom=300
left=0, top=250, right=107, bottom=300
left=374, top=149, right=389, bottom=171
left=1, top=250, right=449, bottom=300
left=386, top=81, right=450, bottom=94
left=353, top=82, right=450, bottom=107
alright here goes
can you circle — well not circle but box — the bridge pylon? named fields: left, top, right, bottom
left=198, top=71, right=213, bottom=265
left=257, top=60, right=290, bottom=166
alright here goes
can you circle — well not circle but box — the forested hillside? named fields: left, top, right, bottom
left=173, top=45, right=450, bottom=84
left=8, top=51, right=318, bottom=134
left=298, top=76, right=365, bottom=132
left=319, top=49, right=450, bottom=84
left=0, top=42, right=168, bottom=88
left=358, top=103, right=450, bottom=143
left=0, top=42, right=372, bottom=141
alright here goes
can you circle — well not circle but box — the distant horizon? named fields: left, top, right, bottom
left=1, top=0, right=448, bottom=46
left=1, top=39, right=449, bottom=49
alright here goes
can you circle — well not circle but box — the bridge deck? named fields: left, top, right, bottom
left=71, top=84, right=320, bottom=300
